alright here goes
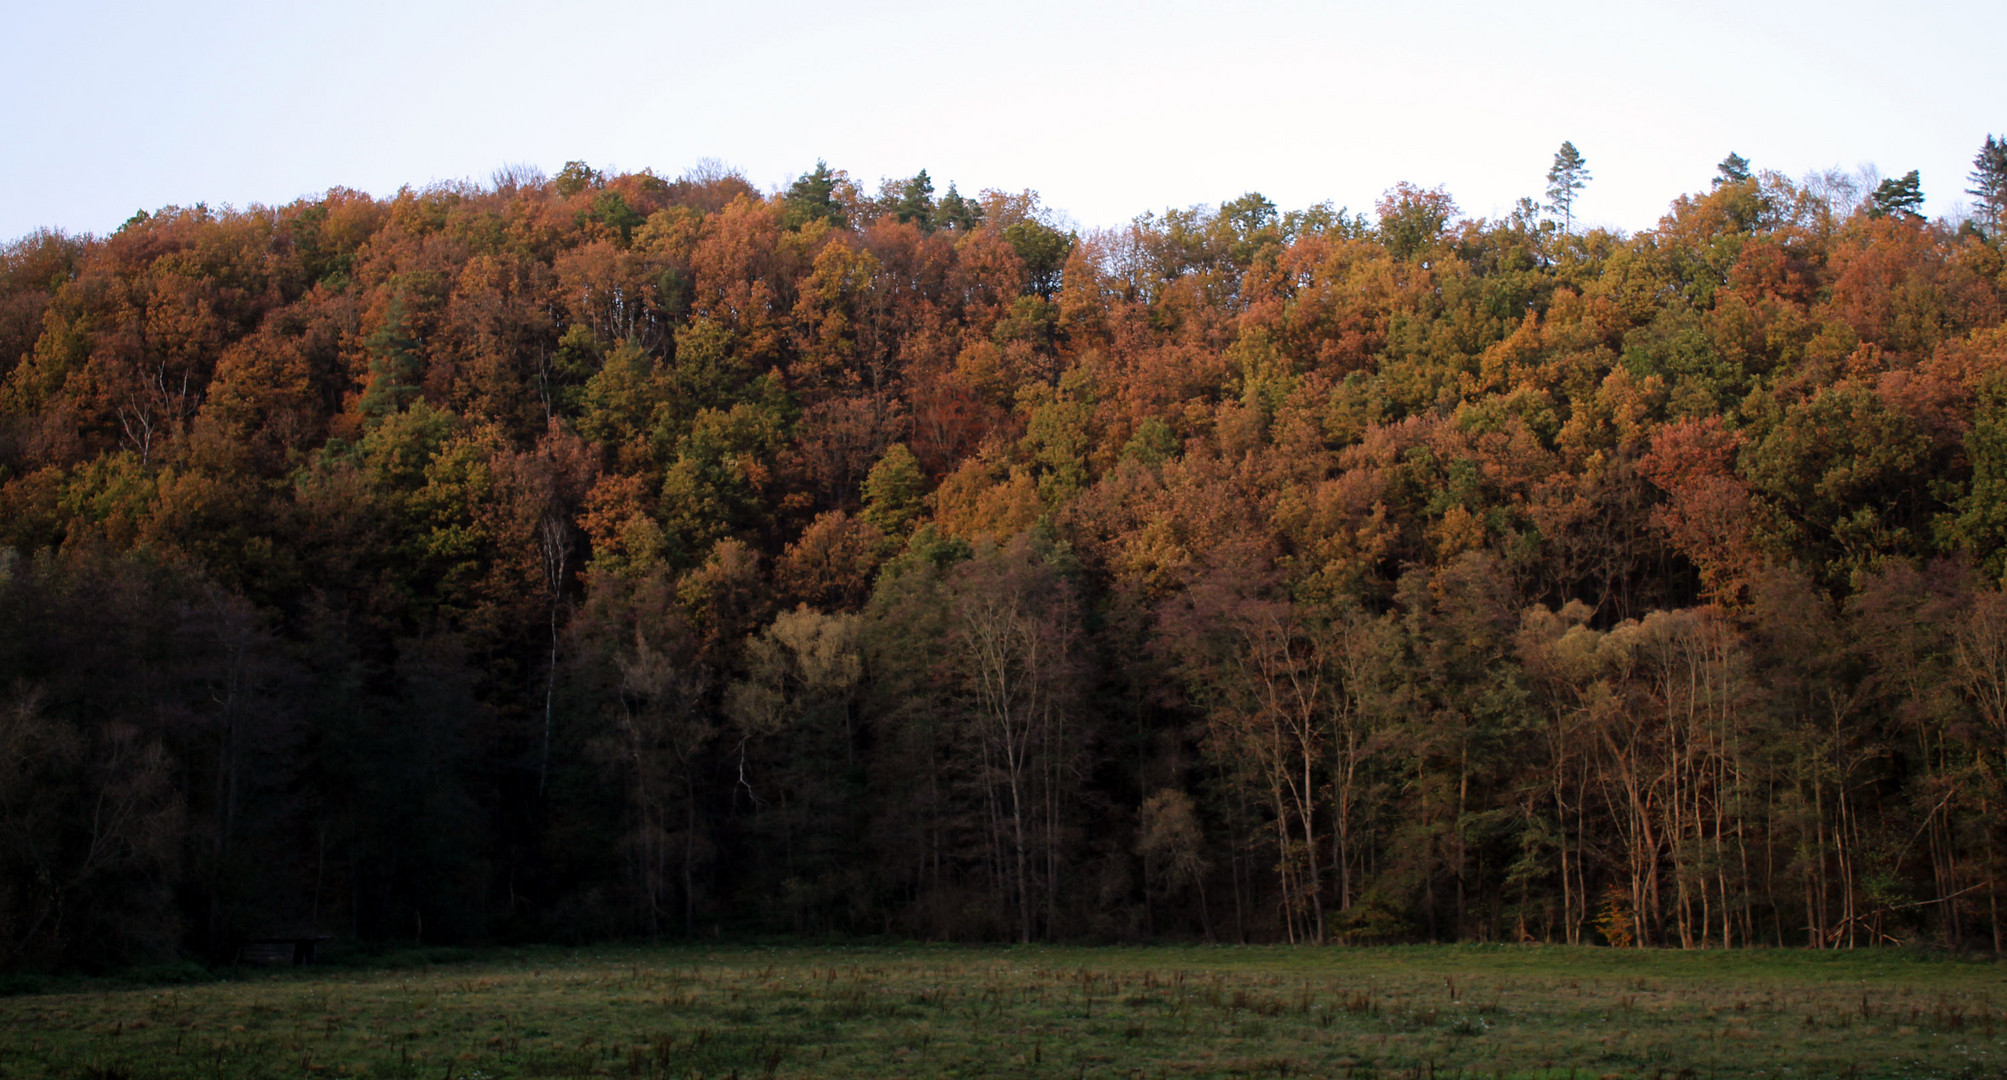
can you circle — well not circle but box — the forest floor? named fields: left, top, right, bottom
left=1, top=942, right=2003, bottom=1079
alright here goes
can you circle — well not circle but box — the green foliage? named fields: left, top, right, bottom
left=548, top=324, right=607, bottom=415
left=1967, top=135, right=2007, bottom=235
left=991, top=293, right=1060, bottom=353
left=891, top=169, right=935, bottom=230
left=1545, top=141, right=1592, bottom=234
left=1946, top=380, right=2007, bottom=576
left=358, top=397, right=457, bottom=491
left=577, top=337, right=666, bottom=451
left=1021, top=371, right=1097, bottom=503
left=784, top=160, right=848, bottom=231
left=1120, top=416, right=1178, bottom=466
left=1282, top=200, right=1370, bottom=241
left=935, top=182, right=983, bottom=232
left=1002, top=219, right=1073, bottom=298
left=553, top=159, right=603, bottom=198
left=1868, top=169, right=1926, bottom=219
left=1742, top=382, right=1938, bottom=583
left=893, top=522, right=972, bottom=572
left=1217, top=191, right=1283, bottom=267
left=357, top=293, right=424, bottom=420
left=1715, top=151, right=1753, bottom=186
left=657, top=379, right=795, bottom=565
left=1619, top=301, right=1739, bottom=408
left=663, top=316, right=755, bottom=422
left=1377, top=183, right=1458, bottom=260
left=589, top=189, right=645, bottom=242
left=861, top=443, right=925, bottom=536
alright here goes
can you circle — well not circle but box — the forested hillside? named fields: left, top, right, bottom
left=5, top=150, right=2007, bottom=970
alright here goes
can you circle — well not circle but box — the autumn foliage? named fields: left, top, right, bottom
left=4, top=160, right=2007, bottom=968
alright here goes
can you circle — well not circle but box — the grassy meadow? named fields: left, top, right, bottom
left=2, top=943, right=2003, bottom=1079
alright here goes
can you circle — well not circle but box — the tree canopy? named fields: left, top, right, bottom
left=1545, top=140, right=1592, bottom=233
left=4, top=146, right=2007, bottom=967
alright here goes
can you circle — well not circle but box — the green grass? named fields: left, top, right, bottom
left=2, top=943, right=2004, bottom=1078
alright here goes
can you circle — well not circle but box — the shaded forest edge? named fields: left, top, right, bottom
left=5, top=147, right=2007, bottom=971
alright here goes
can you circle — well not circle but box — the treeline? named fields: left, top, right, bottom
left=4, top=149, right=2007, bottom=970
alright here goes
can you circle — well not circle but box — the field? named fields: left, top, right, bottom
left=2, top=944, right=2004, bottom=1079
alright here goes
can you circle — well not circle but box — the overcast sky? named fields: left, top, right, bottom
left=4, top=0, right=2002, bottom=242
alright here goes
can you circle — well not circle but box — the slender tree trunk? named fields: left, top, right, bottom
left=1456, top=743, right=1469, bottom=941
left=1294, top=736, right=1324, bottom=943
left=1045, top=700, right=1061, bottom=941
left=1814, top=776, right=1830, bottom=949
left=1990, top=788, right=2003, bottom=953
left=1271, top=784, right=1297, bottom=945
left=208, top=641, right=242, bottom=951
left=683, top=766, right=697, bottom=939
left=537, top=512, right=570, bottom=800
left=1554, top=711, right=1574, bottom=945
left=1231, top=783, right=1251, bottom=944
left=1007, top=760, right=1031, bottom=945
left=540, top=604, right=559, bottom=798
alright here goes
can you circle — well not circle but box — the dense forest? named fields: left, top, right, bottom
left=5, top=143, right=2007, bottom=971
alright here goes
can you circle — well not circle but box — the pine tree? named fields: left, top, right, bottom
left=784, top=160, right=848, bottom=230
left=935, top=183, right=984, bottom=232
left=1714, top=152, right=1752, bottom=187
left=1967, top=135, right=2007, bottom=235
left=1545, top=141, right=1592, bottom=235
left=1869, top=170, right=1926, bottom=220
left=893, top=170, right=936, bottom=231
left=358, top=294, right=423, bottom=419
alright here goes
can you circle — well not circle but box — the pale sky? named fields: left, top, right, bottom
left=4, top=0, right=2002, bottom=242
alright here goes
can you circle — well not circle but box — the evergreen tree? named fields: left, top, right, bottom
left=785, top=160, right=848, bottom=230
left=1545, top=141, right=1592, bottom=234
left=893, top=170, right=936, bottom=231
left=1714, top=152, right=1752, bottom=187
left=358, top=294, right=424, bottom=419
left=1869, top=169, right=1926, bottom=219
left=935, top=183, right=983, bottom=232
left=1967, top=135, right=2007, bottom=235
